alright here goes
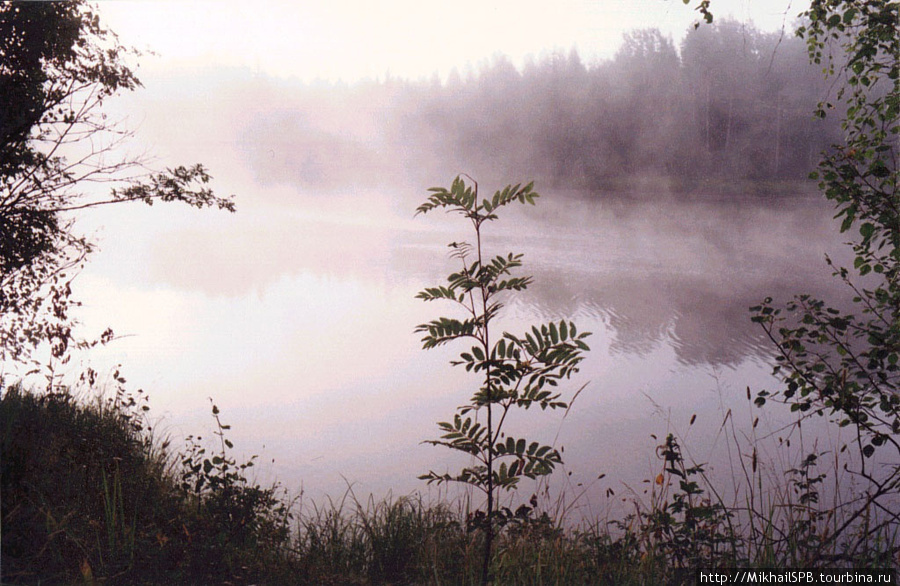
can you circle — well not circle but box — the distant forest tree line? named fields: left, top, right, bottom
left=246, top=20, right=844, bottom=193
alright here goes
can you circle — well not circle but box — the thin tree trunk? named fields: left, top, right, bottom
left=477, top=207, right=493, bottom=586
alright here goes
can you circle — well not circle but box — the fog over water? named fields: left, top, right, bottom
left=74, top=175, right=850, bottom=511
left=59, top=5, right=864, bottom=515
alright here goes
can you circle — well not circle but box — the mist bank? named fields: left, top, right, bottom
left=202, top=19, right=839, bottom=197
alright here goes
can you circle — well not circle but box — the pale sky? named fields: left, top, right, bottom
left=98, top=0, right=803, bottom=82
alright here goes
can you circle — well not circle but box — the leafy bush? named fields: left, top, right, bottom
left=1, top=380, right=179, bottom=583
left=0, top=381, right=294, bottom=585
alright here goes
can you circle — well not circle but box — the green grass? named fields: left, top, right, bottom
left=0, top=383, right=293, bottom=585
left=2, top=383, right=896, bottom=584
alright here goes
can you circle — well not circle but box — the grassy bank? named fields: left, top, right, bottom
left=1, top=384, right=896, bottom=584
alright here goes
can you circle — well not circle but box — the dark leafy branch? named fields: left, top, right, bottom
left=750, top=0, right=900, bottom=556
left=415, top=175, right=589, bottom=583
left=0, top=2, right=235, bottom=366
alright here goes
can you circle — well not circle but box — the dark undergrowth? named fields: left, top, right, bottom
left=2, top=382, right=896, bottom=585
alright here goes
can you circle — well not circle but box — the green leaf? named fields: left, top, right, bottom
left=840, top=214, right=854, bottom=232
left=859, top=222, right=874, bottom=241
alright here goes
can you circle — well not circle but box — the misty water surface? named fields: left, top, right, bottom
left=73, top=185, right=853, bottom=515
left=51, top=42, right=860, bottom=515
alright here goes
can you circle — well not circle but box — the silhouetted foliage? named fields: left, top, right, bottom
left=416, top=177, right=590, bottom=583
left=748, top=0, right=900, bottom=559
left=0, top=382, right=294, bottom=584
left=0, top=1, right=234, bottom=364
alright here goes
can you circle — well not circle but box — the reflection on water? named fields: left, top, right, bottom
left=75, top=189, right=850, bottom=511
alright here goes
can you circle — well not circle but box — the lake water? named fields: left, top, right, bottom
left=71, top=186, right=853, bottom=519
